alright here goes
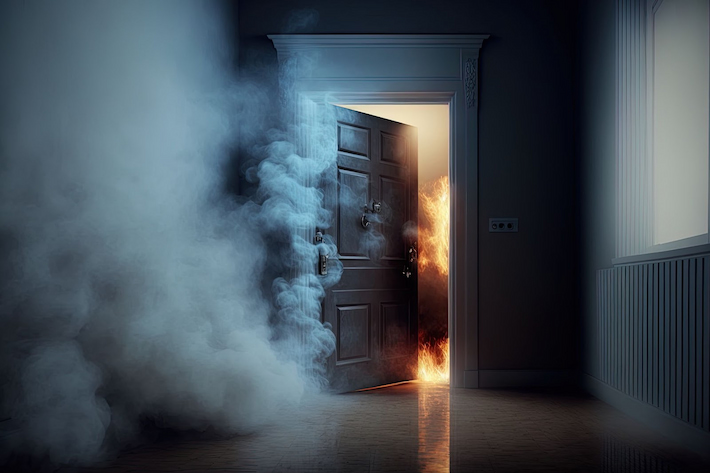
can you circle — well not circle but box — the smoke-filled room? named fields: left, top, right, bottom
left=1, top=1, right=709, bottom=472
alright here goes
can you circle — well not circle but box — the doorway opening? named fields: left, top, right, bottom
left=337, top=103, right=451, bottom=385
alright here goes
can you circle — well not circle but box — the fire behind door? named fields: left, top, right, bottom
left=322, top=105, right=418, bottom=392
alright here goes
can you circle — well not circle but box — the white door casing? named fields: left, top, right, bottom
left=269, top=35, right=488, bottom=388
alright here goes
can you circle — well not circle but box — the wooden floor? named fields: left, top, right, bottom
left=59, top=382, right=710, bottom=472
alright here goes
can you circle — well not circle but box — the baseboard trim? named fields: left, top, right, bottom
left=582, top=374, right=710, bottom=460
left=463, top=370, right=479, bottom=388
left=476, top=369, right=576, bottom=388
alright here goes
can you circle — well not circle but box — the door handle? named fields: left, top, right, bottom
left=402, top=242, right=417, bottom=278
left=314, top=228, right=328, bottom=275
left=319, top=253, right=329, bottom=275
left=408, top=242, right=418, bottom=263
left=360, top=200, right=382, bottom=229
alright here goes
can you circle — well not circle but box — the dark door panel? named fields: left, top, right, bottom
left=323, top=105, right=418, bottom=392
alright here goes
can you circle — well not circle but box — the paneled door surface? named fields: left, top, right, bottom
left=322, top=105, right=418, bottom=392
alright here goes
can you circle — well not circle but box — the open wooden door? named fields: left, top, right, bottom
left=322, top=105, right=418, bottom=392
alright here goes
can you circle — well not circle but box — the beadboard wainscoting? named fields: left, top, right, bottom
left=588, top=254, right=710, bottom=455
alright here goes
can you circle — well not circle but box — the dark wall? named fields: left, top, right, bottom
left=576, top=3, right=710, bottom=454
left=576, top=0, right=616, bottom=378
left=239, top=0, right=581, bottom=372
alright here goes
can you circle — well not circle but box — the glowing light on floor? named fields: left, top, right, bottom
left=418, top=383, right=450, bottom=472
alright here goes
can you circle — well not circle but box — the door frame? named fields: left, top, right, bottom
left=268, top=35, right=488, bottom=388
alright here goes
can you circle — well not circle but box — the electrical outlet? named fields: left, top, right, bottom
left=489, top=218, right=518, bottom=233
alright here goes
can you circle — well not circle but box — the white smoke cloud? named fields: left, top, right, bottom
left=0, top=0, right=340, bottom=467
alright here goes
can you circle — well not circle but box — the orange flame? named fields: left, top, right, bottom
left=418, top=338, right=449, bottom=384
left=417, top=176, right=450, bottom=384
left=418, top=176, right=449, bottom=277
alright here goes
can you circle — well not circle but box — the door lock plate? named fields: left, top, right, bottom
left=318, top=253, right=329, bottom=275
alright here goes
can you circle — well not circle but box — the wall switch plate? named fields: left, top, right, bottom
left=489, top=218, right=518, bottom=232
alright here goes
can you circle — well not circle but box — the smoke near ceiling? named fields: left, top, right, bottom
left=0, top=0, right=340, bottom=467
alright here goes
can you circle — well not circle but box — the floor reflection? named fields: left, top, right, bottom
left=417, top=382, right=450, bottom=472
left=602, top=435, right=685, bottom=473
left=58, top=383, right=710, bottom=473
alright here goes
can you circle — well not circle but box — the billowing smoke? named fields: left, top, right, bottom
left=0, top=0, right=340, bottom=467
